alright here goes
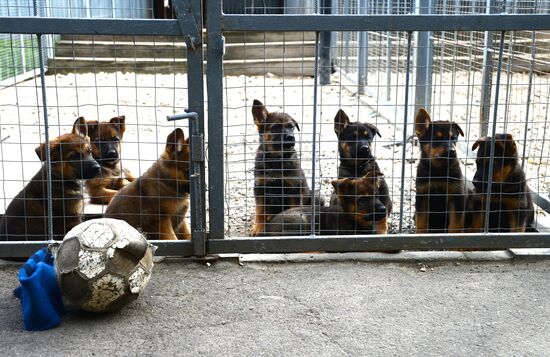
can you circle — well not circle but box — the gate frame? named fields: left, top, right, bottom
left=0, top=0, right=204, bottom=258
left=205, top=0, right=550, bottom=254
left=1, top=1, right=550, bottom=257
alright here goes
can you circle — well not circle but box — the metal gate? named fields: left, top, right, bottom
left=1, top=0, right=550, bottom=258
left=0, top=0, right=205, bottom=257
left=204, top=0, right=550, bottom=254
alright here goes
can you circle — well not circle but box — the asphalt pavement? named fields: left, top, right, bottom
left=1, top=252, right=549, bottom=356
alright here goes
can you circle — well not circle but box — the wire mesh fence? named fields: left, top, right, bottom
left=1, top=0, right=550, bottom=256
left=0, top=33, right=192, bottom=241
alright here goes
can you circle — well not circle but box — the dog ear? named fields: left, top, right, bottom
left=497, top=133, right=518, bottom=157
left=414, top=108, right=431, bottom=138
left=362, top=171, right=383, bottom=189
left=365, top=171, right=384, bottom=178
left=252, top=100, right=268, bottom=130
left=332, top=177, right=352, bottom=193
left=366, top=123, right=381, bottom=138
left=85, top=120, right=99, bottom=137
left=72, top=117, right=88, bottom=138
left=452, top=122, right=464, bottom=137
left=334, top=109, right=350, bottom=136
left=166, top=128, right=186, bottom=153
left=35, top=139, right=60, bottom=162
left=471, top=137, right=486, bottom=152
left=291, top=118, right=300, bottom=132
left=110, top=115, right=126, bottom=136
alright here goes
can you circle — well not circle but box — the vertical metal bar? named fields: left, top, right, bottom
left=206, top=0, right=225, bottom=240
left=521, top=30, right=537, bottom=170
left=310, top=32, right=321, bottom=236
left=484, top=31, right=506, bottom=233
left=32, top=0, right=54, bottom=242
left=357, top=0, right=367, bottom=94
left=413, top=0, right=433, bottom=114
left=320, top=0, right=332, bottom=85
left=479, top=0, right=497, bottom=137
left=86, top=0, right=92, bottom=18
left=175, top=0, right=206, bottom=255
left=343, top=0, right=350, bottom=71
left=386, top=0, right=392, bottom=101
left=36, top=34, right=54, bottom=242
left=399, top=32, right=413, bottom=234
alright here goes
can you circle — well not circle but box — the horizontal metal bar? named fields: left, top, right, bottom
left=0, top=242, right=49, bottom=259
left=0, top=17, right=182, bottom=35
left=222, top=14, right=550, bottom=32
left=167, top=112, right=199, bottom=121
left=3, top=235, right=550, bottom=258
left=209, top=234, right=550, bottom=254
left=0, top=240, right=193, bottom=258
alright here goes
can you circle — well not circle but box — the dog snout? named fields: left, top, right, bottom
left=282, top=134, right=295, bottom=147
left=81, top=159, right=102, bottom=179
left=374, top=203, right=387, bottom=221
left=364, top=204, right=387, bottom=222
left=104, top=148, right=119, bottom=160
left=359, top=145, right=370, bottom=157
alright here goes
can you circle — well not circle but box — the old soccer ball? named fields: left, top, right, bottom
left=53, top=218, right=156, bottom=312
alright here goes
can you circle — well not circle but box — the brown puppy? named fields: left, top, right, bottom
left=251, top=99, right=313, bottom=236
left=332, top=109, right=392, bottom=215
left=414, top=108, right=466, bottom=233
left=263, top=172, right=388, bottom=236
left=85, top=116, right=135, bottom=204
left=468, top=134, right=534, bottom=232
left=105, top=128, right=191, bottom=240
left=0, top=117, right=101, bottom=241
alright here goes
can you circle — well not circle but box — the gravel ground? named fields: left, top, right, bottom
left=0, top=71, right=549, bottom=237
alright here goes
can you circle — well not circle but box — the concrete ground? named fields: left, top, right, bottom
left=1, top=252, right=550, bottom=356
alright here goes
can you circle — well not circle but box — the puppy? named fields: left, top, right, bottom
left=0, top=117, right=101, bottom=241
left=85, top=116, right=135, bottom=204
left=251, top=99, right=313, bottom=236
left=468, top=134, right=534, bottom=232
left=105, top=128, right=191, bottom=240
left=414, top=108, right=466, bottom=233
left=263, top=172, right=388, bottom=236
left=332, top=109, right=392, bottom=215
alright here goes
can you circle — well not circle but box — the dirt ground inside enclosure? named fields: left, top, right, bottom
left=1, top=254, right=550, bottom=356
left=0, top=71, right=549, bottom=236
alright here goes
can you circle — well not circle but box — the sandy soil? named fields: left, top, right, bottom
left=0, top=70, right=549, bottom=237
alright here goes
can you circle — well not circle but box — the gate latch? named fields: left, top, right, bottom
left=172, top=0, right=202, bottom=51
left=167, top=111, right=204, bottom=163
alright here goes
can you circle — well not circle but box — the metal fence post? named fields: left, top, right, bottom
left=206, top=0, right=225, bottom=241
left=386, top=0, right=393, bottom=101
left=357, top=0, right=368, bottom=94
left=320, top=0, right=332, bottom=85
left=413, top=0, right=434, bottom=114
left=174, top=0, right=207, bottom=256
left=479, top=0, right=497, bottom=137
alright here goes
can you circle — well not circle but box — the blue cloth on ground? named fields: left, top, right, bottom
left=13, top=247, right=65, bottom=331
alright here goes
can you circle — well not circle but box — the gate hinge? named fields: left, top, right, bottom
left=193, top=230, right=209, bottom=241
left=211, top=33, right=226, bottom=56
left=172, top=0, right=202, bottom=51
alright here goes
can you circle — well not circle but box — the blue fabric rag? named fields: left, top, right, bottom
left=13, top=247, right=65, bottom=331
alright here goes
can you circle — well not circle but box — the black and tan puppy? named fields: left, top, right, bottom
left=105, top=128, right=190, bottom=240
left=468, top=134, right=534, bottom=232
left=0, top=117, right=101, bottom=241
left=85, top=116, right=135, bottom=205
left=263, top=172, right=388, bottom=236
left=414, top=108, right=466, bottom=233
left=332, top=109, right=392, bottom=215
left=250, top=99, right=313, bottom=236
